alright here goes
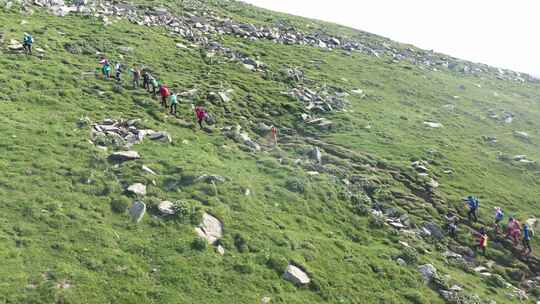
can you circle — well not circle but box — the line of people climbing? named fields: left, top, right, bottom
left=98, top=57, right=209, bottom=129
left=16, top=33, right=532, bottom=259
left=446, top=196, right=534, bottom=257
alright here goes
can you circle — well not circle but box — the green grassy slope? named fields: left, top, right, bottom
left=0, top=1, right=539, bottom=304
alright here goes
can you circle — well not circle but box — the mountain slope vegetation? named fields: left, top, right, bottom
left=0, top=0, right=539, bottom=303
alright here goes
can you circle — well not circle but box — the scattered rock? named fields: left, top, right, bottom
left=396, top=258, right=407, bottom=266
left=283, top=264, right=310, bottom=285
left=158, top=201, right=175, bottom=216
left=216, top=245, right=225, bottom=256
left=196, top=174, right=226, bottom=183
left=118, top=46, right=133, bottom=54
left=418, top=264, right=437, bottom=283
left=194, top=212, right=223, bottom=244
left=176, top=43, right=188, bottom=49
left=129, top=201, right=146, bottom=223
left=142, top=165, right=157, bottom=175
left=149, top=131, right=172, bottom=143
left=109, top=151, right=140, bottom=162
left=424, top=121, right=443, bottom=128
left=127, top=183, right=146, bottom=196
left=310, top=147, right=322, bottom=164
left=514, top=131, right=530, bottom=141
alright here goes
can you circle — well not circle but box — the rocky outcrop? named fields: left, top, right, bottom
left=195, top=212, right=223, bottom=244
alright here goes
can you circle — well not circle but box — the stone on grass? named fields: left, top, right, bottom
left=109, top=151, right=140, bottom=162
left=418, top=264, right=437, bottom=283
left=195, top=213, right=223, bottom=244
left=149, top=131, right=172, bottom=143
left=514, top=131, right=530, bottom=140
left=216, top=245, right=225, bottom=256
left=218, top=92, right=231, bottom=102
left=127, top=183, right=146, bottom=196
left=142, top=165, right=157, bottom=175
left=424, top=121, right=443, bottom=128
left=283, top=264, right=310, bottom=285
left=118, top=46, right=133, bottom=54
left=196, top=174, right=226, bottom=183
left=311, top=147, right=322, bottom=164
left=158, top=201, right=175, bottom=216
left=129, top=201, right=146, bottom=223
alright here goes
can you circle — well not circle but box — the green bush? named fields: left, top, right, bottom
left=191, top=238, right=207, bottom=251
left=172, top=200, right=190, bottom=219
left=368, top=214, right=384, bottom=229
left=110, top=196, right=130, bottom=214
left=234, top=233, right=249, bottom=253
left=233, top=263, right=254, bottom=274
left=487, top=274, right=507, bottom=288
left=402, top=291, right=426, bottom=304
left=266, top=255, right=288, bottom=273
left=285, top=178, right=306, bottom=193
left=398, top=247, right=418, bottom=265
left=354, top=203, right=370, bottom=216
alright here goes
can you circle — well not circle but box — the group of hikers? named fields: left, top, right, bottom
left=17, top=33, right=535, bottom=260
left=446, top=196, right=534, bottom=257
left=98, top=58, right=209, bottom=128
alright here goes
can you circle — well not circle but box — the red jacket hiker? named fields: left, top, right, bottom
left=195, top=107, right=206, bottom=128
left=159, top=85, right=170, bottom=108
left=159, top=85, right=170, bottom=98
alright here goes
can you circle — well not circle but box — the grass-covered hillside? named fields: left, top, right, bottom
left=1, top=0, right=540, bottom=303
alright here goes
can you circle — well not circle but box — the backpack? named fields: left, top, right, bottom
left=24, top=35, right=33, bottom=44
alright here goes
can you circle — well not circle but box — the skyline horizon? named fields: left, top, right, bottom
left=243, top=0, right=540, bottom=78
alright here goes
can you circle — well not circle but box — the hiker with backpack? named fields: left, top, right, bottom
left=100, top=59, right=111, bottom=79
left=195, top=106, right=207, bottom=129
left=23, top=33, right=33, bottom=55
left=131, top=66, right=141, bottom=89
left=142, top=70, right=150, bottom=91
left=466, top=196, right=479, bottom=222
left=507, top=217, right=522, bottom=247
left=522, top=223, right=533, bottom=255
left=494, top=207, right=504, bottom=234
left=475, top=227, right=489, bottom=256
left=115, top=62, right=122, bottom=82
left=150, top=77, right=159, bottom=95
left=445, top=212, right=459, bottom=238
left=169, top=92, right=178, bottom=115
left=159, top=84, right=170, bottom=109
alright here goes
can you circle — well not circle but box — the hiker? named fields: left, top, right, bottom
left=271, top=126, right=278, bottom=146
left=507, top=217, right=522, bottom=247
left=23, top=33, right=33, bottom=55
left=475, top=227, right=488, bottom=256
left=100, top=59, right=111, bottom=79
left=159, top=84, right=170, bottom=109
left=445, top=212, right=458, bottom=237
left=465, top=196, right=479, bottom=222
left=150, top=77, right=159, bottom=95
left=131, top=66, right=141, bottom=89
left=494, top=207, right=504, bottom=234
left=195, top=106, right=207, bottom=129
left=115, top=62, right=122, bottom=82
left=522, top=223, right=533, bottom=255
left=169, top=92, right=178, bottom=115
left=142, top=70, right=150, bottom=91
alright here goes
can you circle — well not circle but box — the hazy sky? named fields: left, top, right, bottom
left=243, top=0, right=539, bottom=76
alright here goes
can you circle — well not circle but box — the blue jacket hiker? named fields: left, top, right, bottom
left=523, top=224, right=533, bottom=255
left=466, top=196, right=479, bottom=222
left=23, top=33, right=33, bottom=54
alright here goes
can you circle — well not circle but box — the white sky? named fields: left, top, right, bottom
left=242, top=0, right=540, bottom=76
